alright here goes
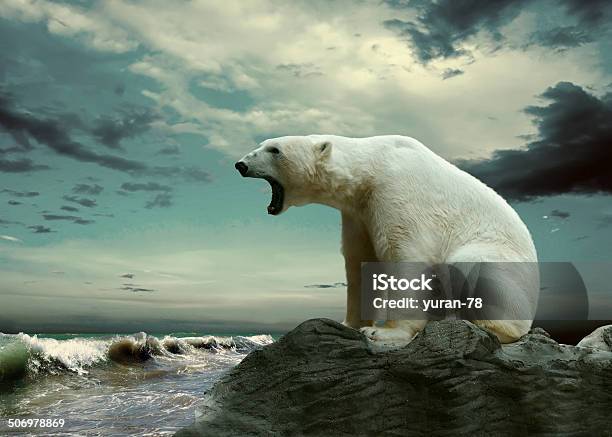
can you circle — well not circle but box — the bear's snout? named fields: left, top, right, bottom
left=235, top=161, right=248, bottom=177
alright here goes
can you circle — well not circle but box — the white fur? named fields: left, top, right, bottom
left=238, top=135, right=539, bottom=344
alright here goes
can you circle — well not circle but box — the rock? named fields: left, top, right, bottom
left=177, top=319, right=612, bottom=436
left=577, top=325, right=612, bottom=351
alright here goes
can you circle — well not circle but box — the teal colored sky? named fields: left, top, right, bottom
left=0, top=0, right=611, bottom=333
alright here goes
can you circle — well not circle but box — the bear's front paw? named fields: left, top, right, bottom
left=359, top=326, right=416, bottom=347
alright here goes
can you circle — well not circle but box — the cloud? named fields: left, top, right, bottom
left=441, top=68, right=464, bottom=80
left=0, top=234, right=22, bottom=243
left=61, top=205, right=79, bottom=212
left=573, top=235, right=589, bottom=241
left=149, top=166, right=212, bottom=182
left=304, top=282, right=347, bottom=289
left=0, top=92, right=212, bottom=182
left=276, top=63, right=323, bottom=78
left=550, top=209, right=570, bottom=219
left=114, top=83, right=126, bottom=96
left=145, top=192, right=173, bottom=209
left=42, top=214, right=94, bottom=225
left=384, top=0, right=612, bottom=61
left=2, top=0, right=606, bottom=166
left=597, top=214, right=612, bottom=229
left=1, top=189, right=39, bottom=197
left=7, top=200, right=21, bottom=205
left=383, top=0, right=527, bottom=63
left=120, top=285, right=155, bottom=293
left=157, top=145, right=180, bottom=155
left=120, top=273, right=134, bottom=279
left=0, top=217, right=23, bottom=226
left=120, top=182, right=172, bottom=192
left=524, top=1, right=612, bottom=50
left=0, top=146, right=24, bottom=154
left=560, top=0, right=612, bottom=26
left=91, top=108, right=159, bottom=149
left=0, top=157, right=50, bottom=172
left=62, top=195, right=97, bottom=208
left=28, top=225, right=54, bottom=233
left=72, top=183, right=104, bottom=196
left=0, top=0, right=138, bottom=53
left=0, top=92, right=149, bottom=171
left=526, top=26, right=594, bottom=51
left=458, top=82, right=612, bottom=201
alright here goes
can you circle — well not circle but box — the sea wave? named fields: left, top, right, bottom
left=0, top=332, right=273, bottom=383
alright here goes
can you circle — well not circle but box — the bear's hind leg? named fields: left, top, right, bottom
left=446, top=243, right=538, bottom=343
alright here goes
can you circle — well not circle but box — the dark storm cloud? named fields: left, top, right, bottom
left=28, top=225, right=54, bottom=233
left=145, top=193, right=173, bottom=209
left=0, top=92, right=148, bottom=172
left=441, top=68, right=464, bottom=80
left=0, top=146, right=23, bottom=154
left=120, top=182, right=172, bottom=192
left=120, top=273, right=134, bottom=279
left=61, top=205, right=79, bottom=212
left=383, top=0, right=527, bottom=63
left=157, top=145, right=181, bottom=155
left=550, top=209, right=571, bottom=219
left=560, top=0, right=612, bottom=26
left=0, top=92, right=212, bottom=182
left=42, top=214, right=94, bottom=225
left=91, top=108, right=159, bottom=149
left=0, top=157, right=50, bottom=172
left=62, top=195, right=97, bottom=208
left=383, top=0, right=612, bottom=61
left=72, top=183, right=104, bottom=196
left=526, top=26, right=594, bottom=50
left=525, top=2, right=611, bottom=50
left=8, top=200, right=21, bottom=205
left=458, top=82, right=612, bottom=201
left=1, top=189, right=39, bottom=197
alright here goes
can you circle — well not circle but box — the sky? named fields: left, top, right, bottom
left=0, top=0, right=611, bottom=333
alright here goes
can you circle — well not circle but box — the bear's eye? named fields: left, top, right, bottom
left=268, top=147, right=280, bottom=154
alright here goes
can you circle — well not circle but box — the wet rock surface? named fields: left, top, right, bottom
left=177, top=319, right=612, bottom=436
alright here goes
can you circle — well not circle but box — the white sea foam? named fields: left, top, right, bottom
left=0, top=332, right=274, bottom=382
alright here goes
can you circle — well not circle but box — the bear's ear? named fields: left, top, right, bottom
left=315, top=141, right=332, bottom=159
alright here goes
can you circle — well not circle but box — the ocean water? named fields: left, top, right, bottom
left=0, top=331, right=274, bottom=436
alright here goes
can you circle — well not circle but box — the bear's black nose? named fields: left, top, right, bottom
left=235, top=161, right=248, bottom=176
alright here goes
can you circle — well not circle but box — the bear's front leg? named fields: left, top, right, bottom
left=341, top=212, right=375, bottom=329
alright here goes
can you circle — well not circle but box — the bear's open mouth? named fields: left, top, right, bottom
left=264, top=176, right=284, bottom=215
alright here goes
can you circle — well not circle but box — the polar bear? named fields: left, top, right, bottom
left=235, top=135, right=538, bottom=344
